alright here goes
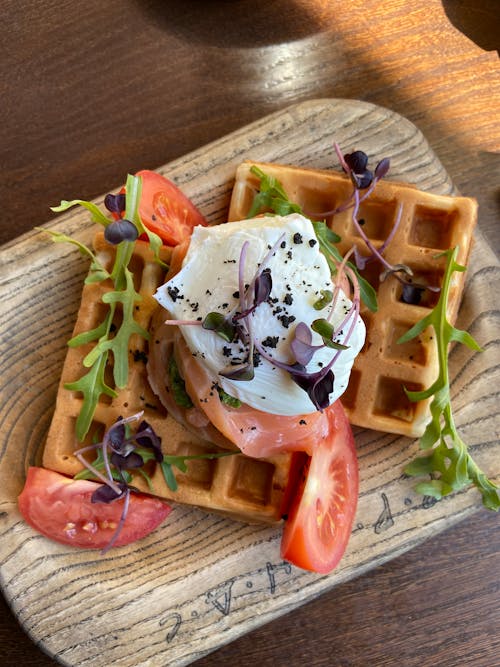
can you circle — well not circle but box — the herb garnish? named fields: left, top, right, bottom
left=165, top=222, right=360, bottom=411
left=46, top=175, right=168, bottom=441
left=74, top=412, right=237, bottom=552
left=247, top=165, right=378, bottom=313
left=399, top=247, right=499, bottom=510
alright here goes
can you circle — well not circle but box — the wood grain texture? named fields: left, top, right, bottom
left=1, top=1, right=499, bottom=665
left=1, top=99, right=499, bottom=666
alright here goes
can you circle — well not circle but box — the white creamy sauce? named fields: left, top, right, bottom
left=154, top=214, right=365, bottom=415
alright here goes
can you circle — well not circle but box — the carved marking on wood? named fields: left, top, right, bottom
left=266, top=561, right=292, bottom=594
left=159, top=612, right=182, bottom=644
left=374, top=492, right=394, bottom=534
left=205, top=578, right=235, bottom=616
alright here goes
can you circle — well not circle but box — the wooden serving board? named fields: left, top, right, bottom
left=0, top=99, right=498, bottom=667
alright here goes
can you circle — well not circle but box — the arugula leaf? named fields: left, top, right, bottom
left=123, top=173, right=167, bottom=269
left=398, top=246, right=499, bottom=510
left=247, top=166, right=303, bottom=218
left=65, top=349, right=117, bottom=441
left=50, top=199, right=111, bottom=226
left=48, top=175, right=165, bottom=441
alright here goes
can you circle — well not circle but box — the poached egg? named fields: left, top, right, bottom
left=154, top=214, right=365, bottom=416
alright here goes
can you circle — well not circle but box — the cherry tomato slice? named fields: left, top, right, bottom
left=135, top=170, right=206, bottom=246
left=280, top=401, right=358, bottom=574
left=18, top=467, right=171, bottom=549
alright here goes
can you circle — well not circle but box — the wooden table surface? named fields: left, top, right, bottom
left=1, top=1, right=498, bottom=665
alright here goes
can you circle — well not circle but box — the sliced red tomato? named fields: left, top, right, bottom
left=18, top=467, right=171, bottom=550
left=280, top=401, right=358, bottom=574
left=135, top=170, right=206, bottom=246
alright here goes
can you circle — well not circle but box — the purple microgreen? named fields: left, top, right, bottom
left=344, top=150, right=368, bottom=174
left=291, top=367, right=335, bottom=411
left=375, top=202, right=403, bottom=255
left=74, top=412, right=239, bottom=548
left=379, top=263, right=414, bottom=282
left=104, top=193, right=126, bottom=214
left=401, top=283, right=426, bottom=305
left=101, top=487, right=131, bottom=555
left=220, top=362, right=255, bottom=381
left=375, top=157, right=391, bottom=179
left=110, top=450, right=144, bottom=470
left=104, top=218, right=139, bottom=245
left=254, top=268, right=272, bottom=305
left=91, top=480, right=128, bottom=504
left=136, top=420, right=163, bottom=462
left=164, top=319, right=203, bottom=326
left=290, top=322, right=316, bottom=365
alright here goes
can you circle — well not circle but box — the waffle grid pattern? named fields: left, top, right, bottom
left=43, top=233, right=292, bottom=524
left=228, top=161, right=477, bottom=437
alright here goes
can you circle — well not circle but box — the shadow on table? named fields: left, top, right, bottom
left=441, top=0, right=499, bottom=55
left=135, top=0, right=326, bottom=47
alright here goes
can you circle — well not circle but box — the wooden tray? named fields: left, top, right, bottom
left=0, top=99, right=498, bottom=667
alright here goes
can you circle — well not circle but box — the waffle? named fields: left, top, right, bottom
left=43, top=232, right=294, bottom=524
left=228, top=161, right=478, bottom=437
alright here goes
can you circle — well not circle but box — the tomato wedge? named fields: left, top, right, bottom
left=280, top=401, right=358, bottom=574
left=18, top=467, right=171, bottom=550
left=135, top=170, right=206, bottom=246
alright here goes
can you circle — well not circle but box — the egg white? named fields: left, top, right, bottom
left=154, top=214, right=365, bottom=415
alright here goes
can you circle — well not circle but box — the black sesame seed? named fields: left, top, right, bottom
left=262, top=336, right=279, bottom=348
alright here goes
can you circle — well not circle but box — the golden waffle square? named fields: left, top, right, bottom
left=43, top=232, right=294, bottom=524
left=228, top=161, right=478, bottom=437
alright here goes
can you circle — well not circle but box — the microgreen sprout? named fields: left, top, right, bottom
left=74, top=412, right=237, bottom=552
left=331, top=143, right=442, bottom=301
left=399, top=247, right=499, bottom=510
left=247, top=165, right=377, bottom=312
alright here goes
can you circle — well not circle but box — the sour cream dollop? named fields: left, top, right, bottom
left=154, top=214, right=365, bottom=416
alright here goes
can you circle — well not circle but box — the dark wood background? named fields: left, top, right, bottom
left=1, top=1, right=498, bottom=665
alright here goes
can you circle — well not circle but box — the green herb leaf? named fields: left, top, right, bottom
left=160, top=451, right=237, bottom=492
left=217, top=386, right=242, bottom=408
left=313, top=289, right=334, bottom=310
left=160, top=462, right=178, bottom=491
left=65, top=350, right=117, bottom=441
left=399, top=246, right=498, bottom=510
left=125, top=174, right=168, bottom=269
left=202, top=312, right=236, bottom=342
left=50, top=199, right=111, bottom=226
left=311, top=319, right=349, bottom=350
left=101, top=267, right=149, bottom=388
left=247, top=166, right=303, bottom=218
left=168, top=356, right=194, bottom=408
